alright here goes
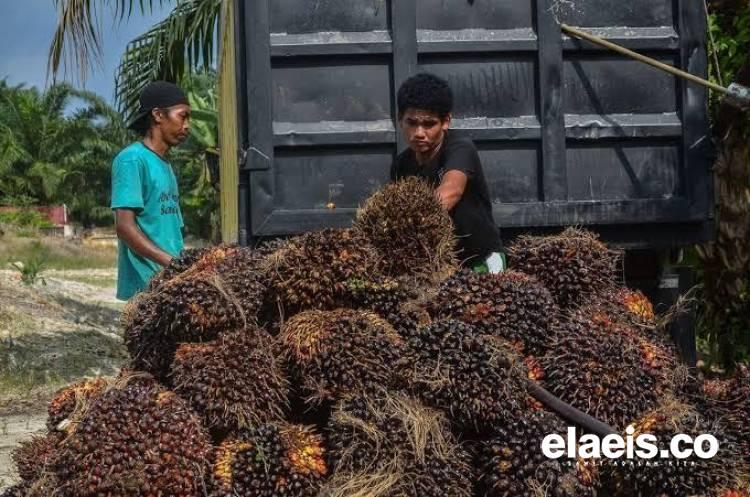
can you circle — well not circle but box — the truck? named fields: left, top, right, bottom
left=215, top=0, right=713, bottom=363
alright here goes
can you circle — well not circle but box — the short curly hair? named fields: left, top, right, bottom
left=397, top=73, right=453, bottom=119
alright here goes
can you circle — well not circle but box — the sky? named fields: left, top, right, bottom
left=0, top=0, right=172, bottom=104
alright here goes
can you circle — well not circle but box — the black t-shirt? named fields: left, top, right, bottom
left=390, top=133, right=502, bottom=264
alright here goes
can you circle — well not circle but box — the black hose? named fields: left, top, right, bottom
left=526, top=380, right=618, bottom=437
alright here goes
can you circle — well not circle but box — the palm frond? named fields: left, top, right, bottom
left=0, top=124, right=26, bottom=174
left=47, top=0, right=172, bottom=83
left=115, top=0, right=221, bottom=120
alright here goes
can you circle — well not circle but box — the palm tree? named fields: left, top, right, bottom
left=48, top=0, right=220, bottom=120
left=0, top=82, right=87, bottom=203
left=0, top=82, right=131, bottom=225
left=696, top=3, right=750, bottom=370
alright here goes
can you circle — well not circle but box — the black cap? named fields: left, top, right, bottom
left=127, top=81, right=189, bottom=130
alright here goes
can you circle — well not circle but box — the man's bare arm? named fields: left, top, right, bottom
left=115, top=209, right=173, bottom=267
left=435, top=170, right=468, bottom=211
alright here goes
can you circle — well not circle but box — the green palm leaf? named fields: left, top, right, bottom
left=48, top=0, right=171, bottom=82
left=115, top=0, right=221, bottom=120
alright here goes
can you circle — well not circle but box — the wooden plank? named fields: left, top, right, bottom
left=218, top=0, right=239, bottom=243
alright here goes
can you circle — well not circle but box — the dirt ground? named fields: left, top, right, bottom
left=0, top=267, right=126, bottom=490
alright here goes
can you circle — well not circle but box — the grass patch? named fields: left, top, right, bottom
left=0, top=234, right=116, bottom=270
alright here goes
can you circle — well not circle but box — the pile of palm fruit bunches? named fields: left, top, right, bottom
left=5, top=176, right=749, bottom=497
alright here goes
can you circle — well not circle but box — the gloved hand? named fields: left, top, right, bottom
left=485, top=252, right=506, bottom=274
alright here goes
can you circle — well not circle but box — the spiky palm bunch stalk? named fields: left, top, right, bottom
left=406, top=320, right=528, bottom=433
left=325, top=391, right=474, bottom=497
left=47, top=373, right=212, bottom=497
left=476, top=409, right=598, bottom=497
left=507, top=227, right=620, bottom=309
left=170, top=326, right=289, bottom=434
left=427, top=269, right=558, bottom=355
left=211, top=423, right=327, bottom=497
left=353, top=177, right=458, bottom=283
left=279, top=309, right=409, bottom=403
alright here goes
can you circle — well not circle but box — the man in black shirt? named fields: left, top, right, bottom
left=391, top=73, right=505, bottom=272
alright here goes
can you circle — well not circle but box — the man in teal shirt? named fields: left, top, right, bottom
left=111, top=81, right=191, bottom=300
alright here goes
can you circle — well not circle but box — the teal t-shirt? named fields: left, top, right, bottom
left=111, top=142, right=184, bottom=300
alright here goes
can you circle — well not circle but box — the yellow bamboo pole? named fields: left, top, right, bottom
left=561, top=24, right=729, bottom=95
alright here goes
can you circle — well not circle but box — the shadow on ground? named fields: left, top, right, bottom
left=51, top=295, right=123, bottom=331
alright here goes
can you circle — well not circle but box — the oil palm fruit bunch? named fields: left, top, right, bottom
left=46, top=377, right=108, bottom=432
left=122, top=293, right=178, bottom=380
left=325, top=392, right=473, bottom=497
left=0, top=486, right=26, bottom=497
left=11, top=433, right=62, bottom=484
left=170, top=326, right=289, bottom=434
left=48, top=373, right=212, bottom=497
left=573, top=303, right=686, bottom=393
left=147, top=246, right=209, bottom=290
left=280, top=309, right=408, bottom=403
left=697, top=367, right=750, bottom=465
left=580, top=295, right=667, bottom=349
left=208, top=245, right=269, bottom=318
left=406, top=320, right=527, bottom=433
left=717, top=490, right=750, bottom=497
left=426, top=269, right=558, bottom=355
left=476, top=409, right=597, bottom=497
left=154, top=246, right=266, bottom=338
left=539, top=312, right=665, bottom=430
left=263, top=228, right=382, bottom=317
left=592, top=286, right=657, bottom=328
left=343, top=277, right=431, bottom=337
left=507, top=227, right=619, bottom=309
left=354, top=176, right=458, bottom=283
left=124, top=247, right=267, bottom=380
left=211, top=423, right=327, bottom=497
left=604, top=398, right=743, bottom=497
